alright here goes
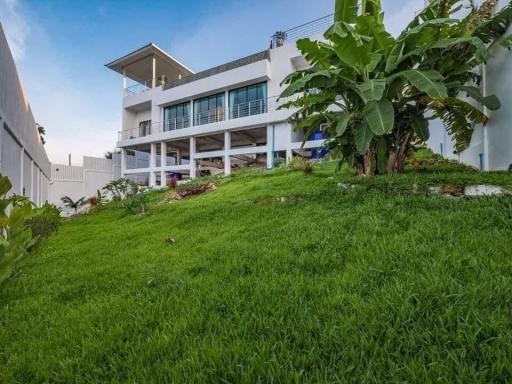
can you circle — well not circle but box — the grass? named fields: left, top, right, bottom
left=1, top=159, right=512, bottom=383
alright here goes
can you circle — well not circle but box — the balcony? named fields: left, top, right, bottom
left=118, top=96, right=291, bottom=142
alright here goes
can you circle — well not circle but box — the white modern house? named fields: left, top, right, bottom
left=0, top=23, right=51, bottom=204
left=107, top=17, right=332, bottom=187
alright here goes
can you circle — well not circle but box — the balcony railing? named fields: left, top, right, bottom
left=118, top=96, right=294, bottom=141
left=124, top=80, right=152, bottom=96
left=270, top=14, right=334, bottom=48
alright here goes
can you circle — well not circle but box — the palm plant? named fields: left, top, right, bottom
left=61, top=196, right=86, bottom=213
left=280, top=0, right=512, bottom=175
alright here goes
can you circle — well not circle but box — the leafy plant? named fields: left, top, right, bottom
left=25, top=203, right=61, bottom=240
left=103, top=178, right=138, bottom=201
left=123, top=192, right=150, bottom=215
left=288, top=157, right=314, bottom=174
left=0, top=175, right=37, bottom=285
left=61, top=196, right=86, bottom=213
left=280, top=0, right=512, bottom=175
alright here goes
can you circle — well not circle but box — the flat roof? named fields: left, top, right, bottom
left=105, top=43, right=194, bottom=84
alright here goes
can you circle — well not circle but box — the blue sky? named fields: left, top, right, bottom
left=0, top=0, right=423, bottom=164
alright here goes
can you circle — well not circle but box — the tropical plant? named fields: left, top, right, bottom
left=123, top=192, right=150, bottom=215
left=61, top=196, right=86, bottom=213
left=0, top=175, right=37, bottom=285
left=25, top=203, right=61, bottom=240
left=103, top=178, right=138, bottom=201
left=280, top=0, right=512, bottom=175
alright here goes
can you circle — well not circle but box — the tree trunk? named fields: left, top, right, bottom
left=356, top=149, right=376, bottom=176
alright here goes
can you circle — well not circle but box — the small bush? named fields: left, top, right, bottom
left=0, top=175, right=37, bottom=286
left=123, top=192, right=150, bottom=215
left=288, top=157, right=313, bottom=174
left=25, top=203, right=61, bottom=240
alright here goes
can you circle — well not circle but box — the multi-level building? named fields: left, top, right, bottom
left=107, top=17, right=332, bottom=187
left=0, top=23, right=51, bottom=204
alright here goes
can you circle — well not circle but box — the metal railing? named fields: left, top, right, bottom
left=117, top=96, right=296, bottom=141
left=193, top=107, right=226, bottom=126
left=163, top=115, right=191, bottom=131
left=270, top=14, right=333, bottom=48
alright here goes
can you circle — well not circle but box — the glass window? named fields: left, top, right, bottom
left=164, top=102, right=190, bottom=131
left=193, top=93, right=225, bottom=126
left=229, top=82, right=267, bottom=119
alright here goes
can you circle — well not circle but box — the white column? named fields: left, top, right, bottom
left=120, top=148, right=127, bottom=176
left=190, top=136, right=196, bottom=179
left=152, top=56, right=156, bottom=88
left=122, top=68, right=127, bottom=91
left=160, top=141, right=167, bottom=188
left=19, top=147, right=24, bottom=195
left=224, top=131, right=231, bottom=176
left=286, top=149, right=293, bottom=163
left=30, top=160, right=34, bottom=200
left=149, top=143, right=157, bottom=187
left=266, top=124, right=274, bottom=169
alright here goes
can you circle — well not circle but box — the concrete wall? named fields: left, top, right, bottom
left=50, top=156, right=115, bottom=211
left=0, top=23, right=51, bottom=203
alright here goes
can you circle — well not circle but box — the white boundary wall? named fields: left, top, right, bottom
left=0, top=23, right=51, bottom=204
left=50, top=156, right=114, bottom=211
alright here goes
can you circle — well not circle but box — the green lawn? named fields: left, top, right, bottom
left=1, top=161, right=512, bottom=383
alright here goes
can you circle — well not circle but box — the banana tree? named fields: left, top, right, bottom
left=280, top=0, right=512, bottom=175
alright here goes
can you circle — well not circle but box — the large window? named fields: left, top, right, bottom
left=193, top=93, right=225, bottom=126
left=229, top=82, right=267, bottom=119
left=164, top=102, right=190, bottom=131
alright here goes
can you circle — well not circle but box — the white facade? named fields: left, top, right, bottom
left=0, top=23, right=51, bottom=204
left=107, top=30, right=327, bottom=187
left=50, top=156, right=114, bottom=211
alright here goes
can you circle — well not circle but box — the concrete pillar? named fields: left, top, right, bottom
left=224, top=131, right=231, bottom=176
left=122, top=68, right=127, bottom=90
left=225, top=90, right=229, bottom=119
left=160, top=141, right=167, bottom=188
left=149, top=143, right=157, bottom=187
left=152, top=56, right=156, bottom=88
left=190, top=136, right=196, bottom=179
left=19, top=147, right=24, bottom=195
left=286, top=148, right=293, bottom=163
left=120, top=148, right=126, bottom=176
left=266, top=124, right=274, bottom=169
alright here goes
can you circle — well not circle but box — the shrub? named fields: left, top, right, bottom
left=123, top=192, right=149, bottom=215
left=288, top=157, right=313, bottom=174
left=103, top=178, right=138, bottom=201
left=25, top=203, right=61, bottom=240
left=61, top=196, right=86, bottom=213
left=0, top=175, right=37, bottom=286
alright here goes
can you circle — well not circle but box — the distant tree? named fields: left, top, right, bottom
left=36, top=123, right=46, bottom=145
left=104, top=152, right=113, bottom=159
left=61, top=196, right=86, bottom=213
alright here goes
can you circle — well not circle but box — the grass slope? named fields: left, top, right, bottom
left=1, top=162, right=512, bottom=383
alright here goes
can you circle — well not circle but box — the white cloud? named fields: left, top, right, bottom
left=0, top=0, right=29, bottom=61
